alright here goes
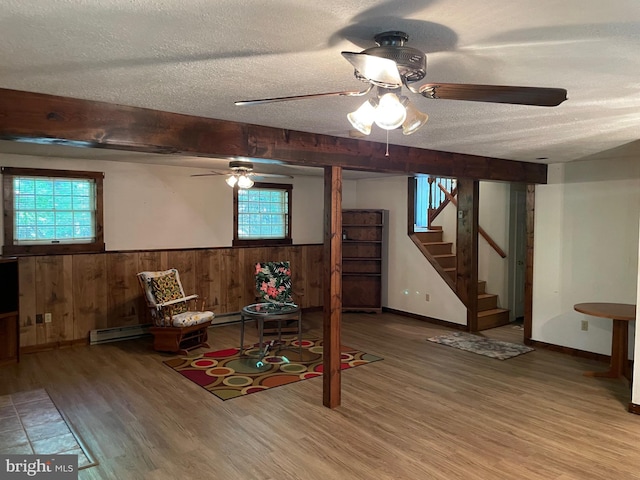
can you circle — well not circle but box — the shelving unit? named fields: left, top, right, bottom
left=342, top=209, right=388, bottom=313
left=0, top=257, right=19, bottom=366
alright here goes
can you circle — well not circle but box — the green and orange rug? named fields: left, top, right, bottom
left=164, top=337, right=382, bottom=400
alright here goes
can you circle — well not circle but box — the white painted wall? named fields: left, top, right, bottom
left=478, top=182, right=510, bottom=308
left=341, top=178, right=358, bottom=210
left=0, top=153, right=357, bottom=250
left=353, top=175, right=467, bottom=324
left=533, top=157, right=640, bottom=357
left=431, top=198, right=456, bottom=244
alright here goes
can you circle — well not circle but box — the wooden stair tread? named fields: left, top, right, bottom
left=415, top=231, right=443, bottom=242
left=477, top=292, right=499, bottom=313
left=478, top=308, right=509, bottom=317
left=476, top=307, right=510, bottom=331
left=421, top=242, right=453, bottom=249
left=478, top=293, right=497, bottom=299
left=422, top=241, right=453, bottom=255
left=432, top=252, right=456, bottom=269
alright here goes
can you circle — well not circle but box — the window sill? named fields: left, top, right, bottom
left=2, top=242, right=106, bottom=256
left=232, top=239, right=293, bottom=248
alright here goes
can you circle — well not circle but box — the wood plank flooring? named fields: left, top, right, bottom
left=1, top=311, right=639, bottom=480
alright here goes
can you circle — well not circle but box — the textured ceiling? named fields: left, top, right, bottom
left=1, top=0, right=639, bottom=175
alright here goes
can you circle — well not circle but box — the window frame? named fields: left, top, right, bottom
left=232, top=182, right=293, bottom=247
left=2, top=166, right=105, bottom=256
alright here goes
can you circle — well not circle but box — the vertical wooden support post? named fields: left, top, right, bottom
left=407, top=177, right=416, bottom=235
left=427, top=176, right=435, bottom=229
left=323, top=166, right=342, bottom=408
left=524, top=184, right=535, bottom=343
left=456, top=179, right=479, bottom=332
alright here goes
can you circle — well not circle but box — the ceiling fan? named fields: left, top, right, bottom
left=235, top=31, right=568, bottom=136
left=191, top=160, right=293, bottom=189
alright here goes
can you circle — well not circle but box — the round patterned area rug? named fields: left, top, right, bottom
left=163, top=337, right=383, bottom=400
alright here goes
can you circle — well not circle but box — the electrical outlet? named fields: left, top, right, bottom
left=425, top=293, right=430, bottom=301
left=581, top=320, right=588, bottom=331
left=44, top=312, right=52, bottom=323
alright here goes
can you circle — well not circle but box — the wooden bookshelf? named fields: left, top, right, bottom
left=342, top=209, right=388, bottom=313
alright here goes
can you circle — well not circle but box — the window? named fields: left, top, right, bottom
left=414, top=175, right=456, bottom=229
left=233, top=182, right=292, bottom=246
left=2, top=167, right=105, bottom=255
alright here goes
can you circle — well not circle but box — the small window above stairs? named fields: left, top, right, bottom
left=416, top=227, right=510, bottom=331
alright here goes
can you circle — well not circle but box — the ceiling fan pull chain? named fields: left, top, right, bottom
left=385, top=130, right=390, bottom=157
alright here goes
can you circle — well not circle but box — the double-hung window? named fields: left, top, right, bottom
left=233, top=182, right=292, bottom=246
left=2, top=167, right=105, bottom=255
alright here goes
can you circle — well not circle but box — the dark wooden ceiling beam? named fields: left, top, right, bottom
left=0, top=88, right=547, bottom=184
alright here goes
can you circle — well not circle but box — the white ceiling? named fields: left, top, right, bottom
left=1, top=0, right=639, bottom=176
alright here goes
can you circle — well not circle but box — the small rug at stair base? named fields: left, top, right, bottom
left=427, top=332, right=534, bottom=360
left=164, top=337, right=382, bottom=400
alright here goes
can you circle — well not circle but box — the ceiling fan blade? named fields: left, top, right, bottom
left=253, top=173, right=294, bottom=179
left=190, top=171, right=225, bottom=177
left=341, top=52, right=402, bottom=87
left=417, top=83, right=567, bottom=106
left=235, top=87, right=372, bottom=106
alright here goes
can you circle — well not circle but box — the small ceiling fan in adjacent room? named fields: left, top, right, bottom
left=235, top=31, right=568, bottom=136
left=191, top=160, right=293, bottom=189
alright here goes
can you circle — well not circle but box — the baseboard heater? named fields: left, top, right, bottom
left=89, top=324, right=152, bottom=345
left=90, top=313, right=243, bottom=345
left=211, top=312, right=241, bottom=325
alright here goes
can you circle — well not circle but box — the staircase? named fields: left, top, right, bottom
left=476, top=280, right=510, bottom=330
left=415, top=227, right=510, bottom=331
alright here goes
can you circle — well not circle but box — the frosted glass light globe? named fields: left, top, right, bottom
left=374, top=93, right=406, bottom=130
left=237, top=174, right=254, bottom=189
left=226, top=175, right=238, bottom=187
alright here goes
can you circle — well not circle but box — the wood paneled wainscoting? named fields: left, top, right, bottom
left=15, top=244, right=323, bottom=351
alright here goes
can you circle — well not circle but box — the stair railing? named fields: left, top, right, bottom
left=437, top=183, right=507, bottom=258
left=427, top=176, right=457, bottom=229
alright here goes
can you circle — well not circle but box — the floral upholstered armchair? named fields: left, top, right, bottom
left=254, top=261, right=300, bottom=334
left=137, top=269, right=214, bottom=354
left=255, top=261, right=294, bottom=304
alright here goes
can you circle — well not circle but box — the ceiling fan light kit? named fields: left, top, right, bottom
left=225, top=170, right=255, bottom=189
left=191, top=159, right=292, bottom=188
left=235, top=174, right=254, bottom=189
left=236, top=30, right=567, bottom=138
left=347, top=87, right=430, bottom=136
left=224, top=161, right=256, bottom=189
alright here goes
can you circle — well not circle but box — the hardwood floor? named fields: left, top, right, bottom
left=1, top=311, right=639, bottom=480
